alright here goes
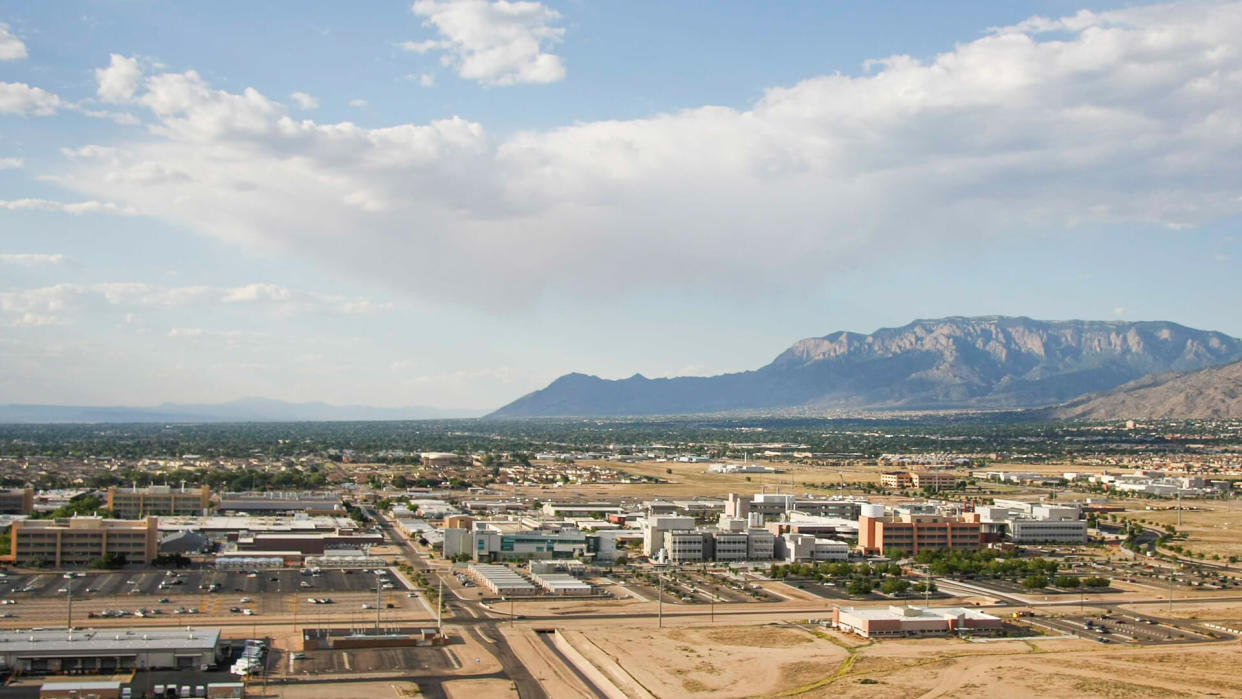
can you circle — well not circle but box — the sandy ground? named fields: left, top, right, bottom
left=442, top=678, right=520, bottom=699
left=541, top=616, right=1242, bottom=699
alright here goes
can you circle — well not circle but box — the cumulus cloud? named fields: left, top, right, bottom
left=0, top=253, right=65, bottom=266
left=0, top=157, right=21, bottom=169
left=95, top=54, right=143, bottom=103
left=0, top=81, right=62, bottom=115
left=53, top=1, right=1242, bottom=310
left=406, top=0, right=566, bottom=85
left=290, top=91, right=318, bottom=110
left=0, top=22, right=26, bottom=61
left=0, top=282, right=389, bottom=326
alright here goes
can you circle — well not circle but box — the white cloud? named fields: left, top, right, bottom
left=406, top=72, right=436, bottom=87
left=0, top=253, right=65, bottom=266
left=0, top=282, right=389, bottom=326
left=0, top=198, right=137, bottom=215
left=408, top=0, right=566, bottom=86
left=398, top=39, right=441, bottom=54
left=95, top=54, right=143, bottom=103
left=290, top=91, right=319, bottom=110
left=0, top=22, right=26, bottom=61
left=349, top=98, right=368, bottom=108
left=0, top=157, right=22, bottom=169
left=0, top=81, right=62, bottom=115
left=52, top=1, right=1242, bottom=311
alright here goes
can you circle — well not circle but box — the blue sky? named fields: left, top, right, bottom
left=2, top=0, right=1241, bottom=411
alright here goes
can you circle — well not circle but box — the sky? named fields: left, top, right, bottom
left=1, top=0, right=1241, bottom=412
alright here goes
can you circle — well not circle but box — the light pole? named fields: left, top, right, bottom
left=657, top=573, right=664, bottom=629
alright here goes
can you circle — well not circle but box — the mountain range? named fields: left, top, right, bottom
left=0, top=398, right=482, bottom=424
left=489, top=316, right=1242, bottom=417
left=1055, top=359, right=1242, bottom=420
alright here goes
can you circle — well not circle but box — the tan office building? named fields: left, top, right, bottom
left=7, top=517, right=158, bottom=567
left=0, top=488, right=34, bottom=515
left=107, top=485, right=211, bottom=518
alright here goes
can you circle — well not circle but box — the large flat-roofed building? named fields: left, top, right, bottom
left=217, top=491, right=343, bottom=516
left=235, top=530, right=383, bottom=555
left=910, top=472, right=963, bottom=489
left=471, top=528, right=592, bottom=562
left=0, top=488, right=34, bottom=515
left=833, top=605, right=1002, bottom=638
left=1009, top=518, right=1088, bottom=544
left=0, top=627, right=222, bottom=674
left=7, top=517, right=158, bottom=567
left=856, top=505, right=981, bottom=555
left=107, top=485, right=211, bottom=518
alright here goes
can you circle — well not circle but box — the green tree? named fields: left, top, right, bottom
left=1022, top=575, right=1049, bottom=590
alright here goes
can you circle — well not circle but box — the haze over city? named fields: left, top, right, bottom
left=3, top=1, right=1242, bottom=412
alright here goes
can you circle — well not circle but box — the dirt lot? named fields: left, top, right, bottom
left=552, top=617, right=1242, bottom=698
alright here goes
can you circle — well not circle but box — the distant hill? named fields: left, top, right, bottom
left=0, top=397, right=482, bottom=423
left=1055, top=360, right=1242, bottom=420
left=489, top=316, right=1242, bottom=417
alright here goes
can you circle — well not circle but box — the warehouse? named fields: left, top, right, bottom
left=0, top=627, right=224, bottom=674
left=833, top=605, right=1002, bottom=639
left=467, top=564, right=536, bottom=596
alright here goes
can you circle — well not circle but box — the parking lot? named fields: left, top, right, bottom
left=284, top=644, right=455, bottom=676
left=1036, top=611, right=1224, bottom=645
left=0, top=568, right=409, bottom=601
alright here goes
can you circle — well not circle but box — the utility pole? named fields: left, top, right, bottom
left=658, top=573, right=664, bottom=629
left=437, top=576, right=443, bottom=633
left=375, top=572, right=382, bottom=633
left=66, top=584, right=72, bottom=637
left=1169, top=568, right=1175, bottom=613
left=1177, top=491, right=1182, bottom=528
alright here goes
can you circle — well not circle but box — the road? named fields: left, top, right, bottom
left=368, top=507, right=548, bottom=699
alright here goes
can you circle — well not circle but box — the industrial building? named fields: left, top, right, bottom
left=7, top=517, right=158, bottom=567
left=0, top=627, right=223, bottom=674
left=216, top=491, right=344, bottom=516
left=833, top=605, right=1002, bottom=638
left=856, top=504, right=982, bottom=555
left=106, top=485, right=211, bottom=518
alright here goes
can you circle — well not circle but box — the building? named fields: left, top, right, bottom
left=910, top=472, right=962, bottom=490
left=467, top=564, right=536, bottom=596
left=880, top=472, right=913, bottom=489
left=781, top=533, right=850, bottom=562
left=471, top=527, right=592, bottom=562
left=0, top=627, right=223, bottom=674
left=217, top=492, right=344, bottom=516
left=641, top=515, right=695, bottom=557
left=7, top=517, right=158, bottom=567
left=833, top=605, right=1002, bottom=638
left=856, top=505, right=981, bottom=555
left=0, top=488, right=33, bottom=515
left=234, top=530, right=383, bottom=555
left=663, top=530, right=708, bottom=562
left=420, top=452, right=466, bottom=467
left=106, top=485, right=211, bottom=518
left=39, top=680, right=122, bottom=699
left=1009, top=519, right=1088, bottom=544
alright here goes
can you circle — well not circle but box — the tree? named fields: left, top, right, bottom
left=614, top=553, right=629, bottom=566
left=847, top=578, right=874, bottom=595
left=1022, top=575, right=1048, bottom=590
left=1053, top=575, right=1080, bottom=588
left=880, top=578, right=910, bottom=595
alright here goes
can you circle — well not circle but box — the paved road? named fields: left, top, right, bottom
left=369, top=508, right=547, bottom=699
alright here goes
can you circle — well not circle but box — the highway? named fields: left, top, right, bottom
left=368, top=507, right=548, bottom=699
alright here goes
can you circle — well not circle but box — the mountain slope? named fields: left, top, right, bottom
left=489, top=317, right=1242, bottom=417
left=0, top=398, right=482, bottom=423
left=1055, top=360, right=1242, bottom=420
